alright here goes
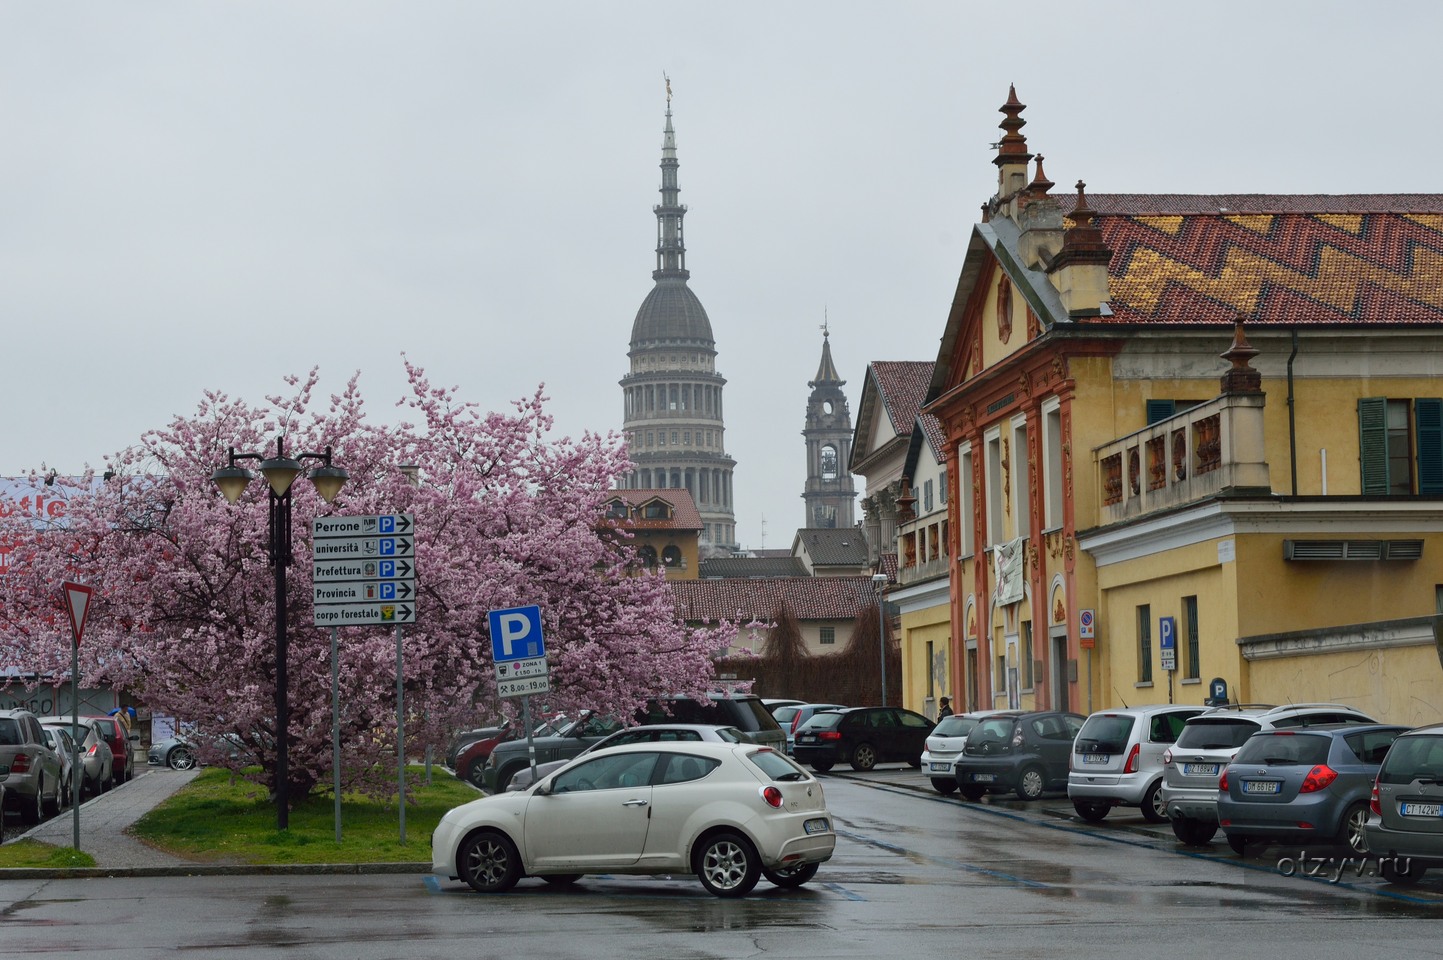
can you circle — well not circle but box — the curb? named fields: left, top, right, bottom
left=0, top=861, right=433, bottom=880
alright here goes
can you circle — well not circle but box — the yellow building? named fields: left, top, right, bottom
left=924, top=87, right=1443, bottom=725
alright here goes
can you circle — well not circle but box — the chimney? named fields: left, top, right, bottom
left=1047, top=181, right=1113, bottom=318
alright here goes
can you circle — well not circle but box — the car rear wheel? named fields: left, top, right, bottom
left=1171, top=817, right=1217, bottom=846
left=761, top=860, right=819, bottom=888
left=931, top=778, right=958, bottom=795
left=1226, top=832, right=1263, bottom=857
left=168, top=747, right=197, bottom=771
left=849, top=743, right=878, bottom=771
left=464, top=762, right=488, bottom=789
left=1140, top=780, right=1168, bottom=823
left=959, top=786, right=985, bottom=802
left=810, top=761, right=834, bottom=773
left=695, top=832, right=760, bottom=898
left=1341, top=801, right=1369, bottom=855
left=457, top=830, right=522, bottom=894
left=1072, top=800, right=1111, bottom=822
left=1380, top=858, right=1426, bottom=885
left=22, top=785, right=44, bottom=825
left=540, top=874, right=582, bottom=887
left=1016, top=766, right=1046, bottom=801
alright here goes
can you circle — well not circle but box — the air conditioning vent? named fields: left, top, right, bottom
left=1283, top=540, right=1423, bottom=561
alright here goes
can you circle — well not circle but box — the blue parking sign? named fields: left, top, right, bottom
left=488, top=605, right=545, bottom=662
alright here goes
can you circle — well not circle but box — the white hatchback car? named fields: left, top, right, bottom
left=432, top=740, right=835, bottom=898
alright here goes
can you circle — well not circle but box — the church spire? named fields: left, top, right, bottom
left=654, top=74, right=688, bottom=280
left=811, top=317, right=844, bottom=386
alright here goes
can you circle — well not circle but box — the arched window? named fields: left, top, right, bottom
left=661, top=545, right=683, bottom=567
left=637, top=544, right=658, bottom=567
left=821, top=444, right=839, bottom=480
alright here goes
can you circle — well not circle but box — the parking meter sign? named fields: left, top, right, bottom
left=488, top=605, right=545, bottom=662
left=1159, top=616, right=1177, bottom=671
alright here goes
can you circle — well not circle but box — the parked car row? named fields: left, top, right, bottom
left=1, top=708, right=140, bottom=829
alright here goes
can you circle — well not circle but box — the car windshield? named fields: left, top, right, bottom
left=1234, top=732, right=1330, bottom=765
left=1175, top=718, right=1260, bottom=750
left=932, top=715, right=980, bottom=737
left=1076, top=714, right=1135, bottom=753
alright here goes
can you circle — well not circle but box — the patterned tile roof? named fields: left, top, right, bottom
left=792, top=527, right=870, bottom=567
left=1062, top=195, right=1443, bottom=326
left=671, top=575, right=880, bottom=622
left=868, top=361, right=934, bottom=434
left=699, top=556, right=808, bottom=579
left=916, top=412, right=947, bottom=464
left=603, top=488, right=703, bottom=530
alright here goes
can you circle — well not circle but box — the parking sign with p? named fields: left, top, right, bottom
left=488, top=605, right=545, bottom=662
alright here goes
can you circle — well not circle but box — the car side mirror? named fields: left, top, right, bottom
left=534, top=779, right=552, bottom=797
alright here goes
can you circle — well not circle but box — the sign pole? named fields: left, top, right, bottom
left=396, top=623, right=405, bottom=844
left=331, top=626, right=341, bottom=843
left=61, top=582, right=93, bottom=853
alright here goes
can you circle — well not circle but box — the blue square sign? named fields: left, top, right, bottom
left=488, top=605, right=545, bottom=662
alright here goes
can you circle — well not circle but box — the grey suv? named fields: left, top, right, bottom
left=1364, top=721, right=1443, bottom=884
left=1160, top=702, right=1376, bottom=846
left=0, top=708, right=64, bottom=824
left=1068, top=704, right=1204, bottom=823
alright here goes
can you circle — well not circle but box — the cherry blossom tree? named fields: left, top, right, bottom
left=0, top=363, right=728, bottom=803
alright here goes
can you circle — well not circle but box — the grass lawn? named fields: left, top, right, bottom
left=0, top=766, right=479, bottom=868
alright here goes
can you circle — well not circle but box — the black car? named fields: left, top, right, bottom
left=792, top=706, right=934, bottom=772
left=952, top=710, right=1085, bottom=801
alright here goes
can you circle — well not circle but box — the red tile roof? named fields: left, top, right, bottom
left=868, top=361, right=934, bottom=434
left=671, top=576, right=880, bottom=622
left=1061, top=195, right=1443, bottom=326
left=604, top=488, right=703, bottom=530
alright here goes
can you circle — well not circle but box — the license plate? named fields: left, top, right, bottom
left=1400, top=802, right=1443, bottom=817
left=803, top=818, right=830, bottom=835
left=1081, top=754, right=1109, bottom=765
left=1183, top=763, right=1219, bottom=777
left=929, top=762, right=950, bottom=772
left=1242, top=780, right=1280, bottom=795
left=970, top=773, right=995, bottom=783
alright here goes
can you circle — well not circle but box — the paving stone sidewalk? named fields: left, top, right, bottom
left=17, top=765, right=201, bottom=868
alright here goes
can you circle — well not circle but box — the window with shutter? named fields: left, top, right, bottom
left=1416, top=398, right=1443, bottom=494
left=1358, top=397, right=1390, bottom=494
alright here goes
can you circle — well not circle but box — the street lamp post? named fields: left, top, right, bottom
left=871, top=573, right=888, bottom=707
left=213, top=436, right=347, bottom=830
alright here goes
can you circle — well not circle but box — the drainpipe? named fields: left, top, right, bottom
left=1287, top=329, right=1299, bottom=497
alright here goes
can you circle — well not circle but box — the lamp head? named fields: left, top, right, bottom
left=258, top=456, right=303, bottom=497
left=871, top=573, right=888, bottom=585
left=309, top=464, right=349, bottom=504
left=211, top=466, right=255, bottom=504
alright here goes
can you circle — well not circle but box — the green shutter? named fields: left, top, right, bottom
left=1417, top=398, right=1443, bottom=495
left=1358, top=397, right=1389, bottom=495
left=1146, top=400, right=1176, bottom=425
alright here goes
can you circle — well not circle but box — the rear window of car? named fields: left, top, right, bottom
left=1175, top=718, right=1261, bottom=750
left=968, top=716, right=1018, bottom=744
left=1076, top=714, right=1136, bottom=752
left=746, top=748, right=810, bottom=781
left=1378, top=734, right=1443, bottom=785
left=0, top=718, right=23, bottom=745
left=932, top=715, right=979, bottom=737
left=771, top=706, right=801, bottom=726
left=800, top=712, right=844, bottom=731
left=1234, top=732, right=1330, bottom=765
left=1343, top=727, right=1406, bottom=765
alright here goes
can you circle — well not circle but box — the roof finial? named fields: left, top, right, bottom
left=1027, top=154, right=1054, bottom=196
left=820, top=306, right=830, bottom=339
left=664, top=71, right=672, bottom=105
left=994, top=84, right=1033, bottom=167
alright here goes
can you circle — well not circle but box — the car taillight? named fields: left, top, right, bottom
left=1162, top=748, right=1174, bottom=765
left=11, top=752, right=31, bottom=774
left=87, top=744, right=99, bottom=758
left=760, top=786, right=784, bottom=808
left=1299, top=764, right=1337, bottom=794
left=1219, top=770, right=1229, bottom=791
left=1124, top=743, right=1141, bottom=774
left=1371, top=778, right=1381, bottom=816
left=818, top=732, right=842, bottom=741
left=790, top=714, right=802, bottom=735
left=1012, top=728, right=1024, bottom=748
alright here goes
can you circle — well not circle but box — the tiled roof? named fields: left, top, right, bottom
left=699, top=556, right=808, bottom=579
left=917, top=412, right=947, bottom=464
left=603, top=488, right=703, bottom=530
left=793, top=527, right=870, bottom=566
left=671, top=576, right=880, bottom=622
left=1061, top=195, right=1443, bottom=326
left=869, top=361, right=934, bottom=434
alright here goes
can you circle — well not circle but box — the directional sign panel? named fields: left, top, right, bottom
left=312, top=515, right=417, bottom=627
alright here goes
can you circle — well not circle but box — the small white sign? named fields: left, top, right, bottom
left=1217, top=539, right=1235, bottom=563
left=498, top=674, right=551, bottom=699
left=495, top=657, right=548, bottom=680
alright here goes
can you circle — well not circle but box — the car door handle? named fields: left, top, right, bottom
left=621, top=799, right=649, bottom=807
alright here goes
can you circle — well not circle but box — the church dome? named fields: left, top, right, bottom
left=630, top=276, right=715, bottom=348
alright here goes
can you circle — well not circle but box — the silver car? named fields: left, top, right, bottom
left=41, top=717, right=114, bottom=798
left=0, top=708, right=64, bottom=824
left=1068, top=704, right=1203, bottom=822
left=1364, top=721, right=1443, bottom=884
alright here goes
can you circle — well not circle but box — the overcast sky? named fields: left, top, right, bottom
left=3, top=3, right=1439, bottom=550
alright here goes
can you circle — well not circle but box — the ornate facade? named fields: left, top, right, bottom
left=618, top=86, right=738, bottom=553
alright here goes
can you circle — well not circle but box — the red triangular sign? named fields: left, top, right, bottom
left=62, top=581, right=93, bottom=646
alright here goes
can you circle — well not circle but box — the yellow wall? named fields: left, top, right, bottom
left=900, top=602, right=952, bottom=717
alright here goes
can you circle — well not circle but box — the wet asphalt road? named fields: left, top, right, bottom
left=2, top=764, right=1439, bottom=959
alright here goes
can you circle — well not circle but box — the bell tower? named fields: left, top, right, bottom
left=802, top=323, right=857, bottom=528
